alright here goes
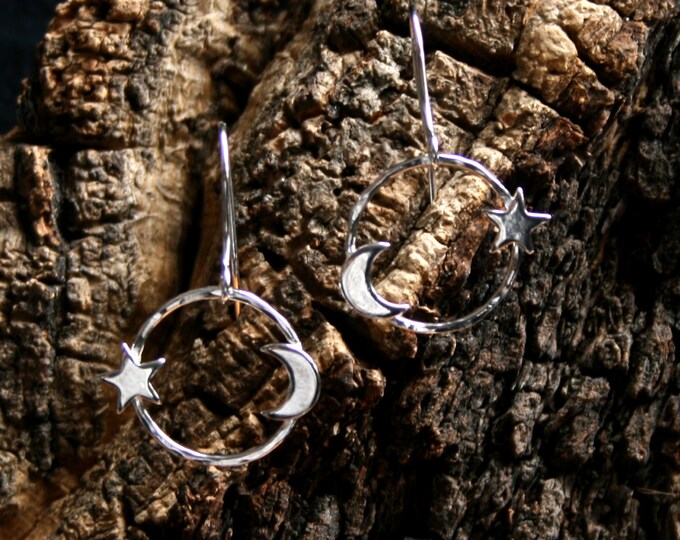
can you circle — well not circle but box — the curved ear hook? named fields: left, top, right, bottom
left=101, top=123, right=321, bottom=466
left=409, top=1, right=439, bottom=203
left=218, top=123, right=241, bottom=311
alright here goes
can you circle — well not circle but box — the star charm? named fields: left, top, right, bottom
left=99, top=343, right=165, bottom=412
left=485, top=188, right=551, bottom=254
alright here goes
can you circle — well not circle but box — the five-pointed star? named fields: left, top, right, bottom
left=99, top=343, right=165, bottom=412
left=485, top=188, right=551, bottom=254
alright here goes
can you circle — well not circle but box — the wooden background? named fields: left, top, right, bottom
left=0, top=0, right=679, bottom=538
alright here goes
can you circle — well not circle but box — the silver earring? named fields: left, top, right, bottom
left=340, top=6, right=551, bottom=334
left=99, top=124, right=320, bottom=466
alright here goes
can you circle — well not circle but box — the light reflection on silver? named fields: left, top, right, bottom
left=128, top=286, right=318, bottom=467
left=100, top=125, right=320, bottom=466
left=339, top=8, right=550, bottom=334
left=485, top=188, right=551, bottom=254
left=261, top=343, right=322, bottom=420
left=341, top=242, right=410, bottom=318
left=409, top=5, right=439, bottom=203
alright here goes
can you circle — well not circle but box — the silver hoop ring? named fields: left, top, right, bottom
left=100, top=125, right=321, bottom=466
left=339, top=7, right=549, bottom=334
left=129, top=286, right=313, bottom=467
left=341, top=153, right=521, bottom=334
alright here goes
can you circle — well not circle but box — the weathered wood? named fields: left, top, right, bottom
left=1, top=0, right=679, bottom=538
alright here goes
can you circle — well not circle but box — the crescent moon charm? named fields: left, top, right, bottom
left=340, top=242, right=410, bottom=319
left=261, top=343, right=321, bottom=420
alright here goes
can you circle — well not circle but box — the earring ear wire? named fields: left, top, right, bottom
left=409, top=4, right=439, bottom=203
left=99, top=125, right=320, bottom=466
left=218, top=123, right=240, bottom=301
left=339, top=6, right=551, bottom=334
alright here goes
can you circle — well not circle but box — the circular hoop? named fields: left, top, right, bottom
left=129, top=286, right=306, bottom=467
left=342, top=153, right=521, bottom=334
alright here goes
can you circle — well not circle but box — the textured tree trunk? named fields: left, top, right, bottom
left=1, top=0, right=679, bottom=538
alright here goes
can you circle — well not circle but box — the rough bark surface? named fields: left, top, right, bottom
left=0, top=0, right=679, bottom=538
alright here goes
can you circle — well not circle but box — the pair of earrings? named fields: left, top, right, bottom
left=100, top=7, right=550, bottom=466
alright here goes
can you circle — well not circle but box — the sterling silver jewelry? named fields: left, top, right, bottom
left=340, top=6, right=551, bottom=334
left=100, top=124, right=321, bottom=466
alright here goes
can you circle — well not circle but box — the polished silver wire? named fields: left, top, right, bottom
left=218, top=123, right=240, bottom=298
left=101, top=126, right=320, bottom=466
left=342, top=154, right=520, bottom=335
left=409, top=5, right=439, bottom=203
left=340, top=4, right=550, bottom=334
left=130, top=287, right=298, bottom=467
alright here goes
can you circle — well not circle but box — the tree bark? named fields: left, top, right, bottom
left=1, top=0, right=679, bottom=538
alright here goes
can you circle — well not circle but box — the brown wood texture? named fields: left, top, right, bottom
left=1, top=0, right=679, bottom=538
